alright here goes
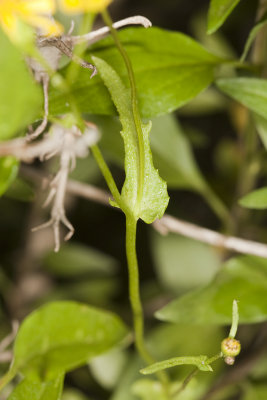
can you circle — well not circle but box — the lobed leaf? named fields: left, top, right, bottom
left=207, top=0, right=242, bottom=34
left=92, top=56, right=169, bottom=223
left=50, top=27, right=224, bottom=119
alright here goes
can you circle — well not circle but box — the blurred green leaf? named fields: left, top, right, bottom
left=207, top=0, right=242, bottom=34
left=149, top=115, right=207, bottom=191
left=4, top=177, right=35, bottom=202
left=132, top=378, right=205, bottom=400
left=0, top=29, right=42, bottom=140
left=11, top=301, right=129, bottom=379
left=50, top=27, right=223, bottom=119
left=253, top=113, right=267, bottom=149
left=156, top=255, right=267, bottom=324
left=243, top=385, right=267, bottom=400
left=179, top=89, right=228, bottom=116
left=239, top=187, right=267, bottom=209
left=90, top=348, right=127, bottom=390
left=0, top=157, right=19, bottom=197
left=43, top=243, right=117, bottom=277
left=45, top=278, right=119, bottom=305
left=92, top=56, right=169, bottom=223
left=62, top=389, right=91, bottom=400
left=241, top=12, right=267, bottom=62
left=131, top=379, right=168, bottom=400
left=8, top=375, right=63, bottom=400
left=152, top=232, right=220, bottom=293
left=216, top=78, right=267, bottom=119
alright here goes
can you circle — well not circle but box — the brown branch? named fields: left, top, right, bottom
left=20, top=166, right=267, bottom=259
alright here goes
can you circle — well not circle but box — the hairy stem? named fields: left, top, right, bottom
left=125, top=215, right=170, bottom=391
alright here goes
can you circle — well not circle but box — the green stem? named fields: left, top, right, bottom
left=0, top=370, right=15, bottom=392
left=91, top=145, right=129, bottom=214
left=125, top=215, right=170, bottom=390
left=201, top=184, right=233, bottom=233
left=173, top=353, right=223, bottom=398
left=101, top=9, right=145, bottom=214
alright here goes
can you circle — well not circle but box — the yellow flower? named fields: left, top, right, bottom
left=0, top=0, right=63, bottom=42
left=59, top=0, right=112, bottom=14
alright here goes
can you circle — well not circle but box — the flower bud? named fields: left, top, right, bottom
left=221, top=337, right=241, bottom=358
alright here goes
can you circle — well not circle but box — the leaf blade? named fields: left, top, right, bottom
left=8, top=376, right=64, bottom=400
left=92, top=56, right=169, bottom=223
left=217, top=77, right=267, bottom=119
left=11, top=301, right=129, bottom=378
left=207, top=0, right=242, bottom=34
left=50, top=27, right=223, bottom=118
left=239, top=188, right=267, bottom=209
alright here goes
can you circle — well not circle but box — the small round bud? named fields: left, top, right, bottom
left=224, top=356, right=235, bottom=365
left=221, top=337, right=241, bottom=357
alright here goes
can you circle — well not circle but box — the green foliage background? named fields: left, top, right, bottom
left=2, top=0, right=267, bottom=399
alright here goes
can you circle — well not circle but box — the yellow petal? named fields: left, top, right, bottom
left=0, top=12, right=18, bottom=40
left=59, top=0, right=112, bottom=14
left=24, top=15, right=63, bottom=36
left=22, top=0, right=56, bottom=14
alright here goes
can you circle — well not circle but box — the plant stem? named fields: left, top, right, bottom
left=201, top=184, right=233, bottom=233
left=125, top=215, right=170, bottom=391
left=0, top=370, right=15, bottom=392
left=101, top=9, right=145, bottom=215
left=91, top=145, right=129, bottom=214
left=173, top=353, right=223, bottom=398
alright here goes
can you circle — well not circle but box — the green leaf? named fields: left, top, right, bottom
left=243, top=385, right=267, bottom=400
left=207, top=0, right=242, bottom=34
left=0, top=29, right=42, bottom=140
left=90, top=348, right=128, bottom=390
left=0, top=157, right=19, bottom=196
left=112, top=324, right=223, bottom=400
left=132, top=378, right=205, bottom=400
left=152, top=232, right=220, bottom=293
left=92, top=56, right=169, bottom=223
left=4, top=177, right=35, bottom=202
left=50, top=27, right=223, bottom=119
left=62, top=389, right=91, bottom=400
left=11, top=301, right=129, bottom=379
left=253, top=113, right=267, bottom=149
left=239, top=187, right=267, bottom=209
left=216, top=78, right=267, bottom=119
left=156, top=255, right=267, bottom=324
left=241, top=12, right=267, bottom=62
left=43, top=243, right=117, bottom=277
left=149, top=115, right=208, bottom=191
left=8, top=375, right=64, bottom=400
left=140, top=355, right=212, bottom=375
left=98, top=114, right=208, bottom=191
